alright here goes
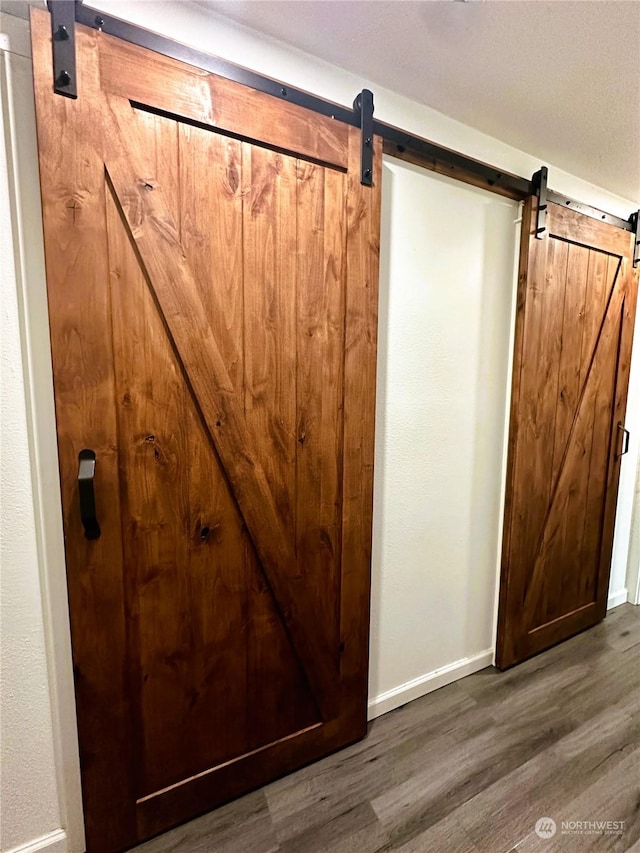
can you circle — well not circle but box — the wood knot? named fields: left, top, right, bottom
left=226, top=165, right=240, bottom=194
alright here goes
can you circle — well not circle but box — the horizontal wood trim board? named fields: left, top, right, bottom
left=381, top=138, right=527, bottom=201
left=98, top=32, right=349, bottom=170
left=63, top=3, right=635, bottom=229
left=128, top=101, right=349, bottom=172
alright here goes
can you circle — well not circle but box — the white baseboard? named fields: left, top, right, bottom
left=367, top=648, right=494, bottom=720
left=608, top=588, right=628, bottom=610
left=5, top=830, right=67, bottom=853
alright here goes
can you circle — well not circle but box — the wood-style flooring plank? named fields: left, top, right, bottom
left=516, top=747, right=640, bottom=852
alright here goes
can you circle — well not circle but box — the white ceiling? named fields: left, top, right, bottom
left=196, top=0, right=640, bottom=203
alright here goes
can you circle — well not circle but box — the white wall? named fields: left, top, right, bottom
left=626, top=455, right=640, bottom=606
left=1, top=3, right=638, bottom=851
left=369, top=159, right=519, bottom=715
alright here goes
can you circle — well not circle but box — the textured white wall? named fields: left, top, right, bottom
left=369, top=159, right=519, bottom=714
left=1, top=2, right=638, bottom=851
left=625, top=455, right=640, bottom=606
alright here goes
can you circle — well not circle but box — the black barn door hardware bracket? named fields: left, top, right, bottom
left=532, top=166, right=548, bottom=239
left=78, top=449, right=101, bottom=540
left=354, top=89, right=374, bottom=186
left=630, top=211, right=640, bottom=268
left=47, top=0, right=78, bottom=98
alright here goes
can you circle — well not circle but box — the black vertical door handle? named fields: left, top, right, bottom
left=78, top=449, right=101, bottom=540
left=617, top=423, right=630, bottom=458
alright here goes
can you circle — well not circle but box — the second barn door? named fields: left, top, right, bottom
left=497, top=199, right=638, bottom=669
left=31, top=9, right=381, bottom=852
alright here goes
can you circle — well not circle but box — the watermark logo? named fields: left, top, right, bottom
left=561, top=820, right=625, bottom=836
left=534, top=817, right=625, bottom=839
left=535, top=818, right=557, bottom=839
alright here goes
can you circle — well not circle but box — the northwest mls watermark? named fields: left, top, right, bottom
left=535, top=817, right=625, bottom=839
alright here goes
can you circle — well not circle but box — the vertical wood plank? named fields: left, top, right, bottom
left=178, top=121, right=251, bottom=767
left=580, top=250, right=610, bottom=385
left=510, top=233, right=565, bottom=624
left=340, top=130, right=382, bottom=732
left=179, top=125, right=244, bottom=388
left=30, top=11, right=136, bottom=850
left=551, top=242, right=589, bottom=481
left=245, top=538, right=320, bottom=749
left=243, top=144, right=298, bottom=540
left=296, top=161, right=345, bottom=658
left=546, top=242, right=589, bottom=621
left=241, top=143, right=322, bottom=741
left=496, top=198, right=534, bottom=665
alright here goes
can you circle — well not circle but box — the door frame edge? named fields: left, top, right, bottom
left=2, top=12, right=86, bottom=852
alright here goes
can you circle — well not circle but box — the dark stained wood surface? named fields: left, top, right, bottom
left=496, top=201, right=638, bottom=669
left=31, top=8, right=381, bottom=851
left=128, top=604, right=640, bottom=852
left=382, top=137, right=526, bottom=202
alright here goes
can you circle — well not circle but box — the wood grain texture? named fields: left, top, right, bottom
left=340, top=128, right=382, bottom=731
left=175, top=121, right=319, bottom=751
left=30, top=10, right=136, bottom=851
left=129, top=605, right=640, bottom=853
left=549, top=203, right=633, bottom=257
left=497, top=200, right=638, bottom=669
left=31, top=9, right=381, bottom=849
left=101, top=92, right=337, bottom=720
left=98, top=32, right=349, bottom=170
left=295, top=160, right=346, bottom=660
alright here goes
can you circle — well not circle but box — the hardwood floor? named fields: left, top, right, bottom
left=132, top=604, right=640, bottom=853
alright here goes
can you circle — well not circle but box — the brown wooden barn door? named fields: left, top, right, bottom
left=31, top=10, right=381, bottom=851
left=497, top=199, right=638, bottom=669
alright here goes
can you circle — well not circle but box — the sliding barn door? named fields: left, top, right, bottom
left=497, top=198, right=638, bottom=669
left=31, top=10, right=381, bottom=851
